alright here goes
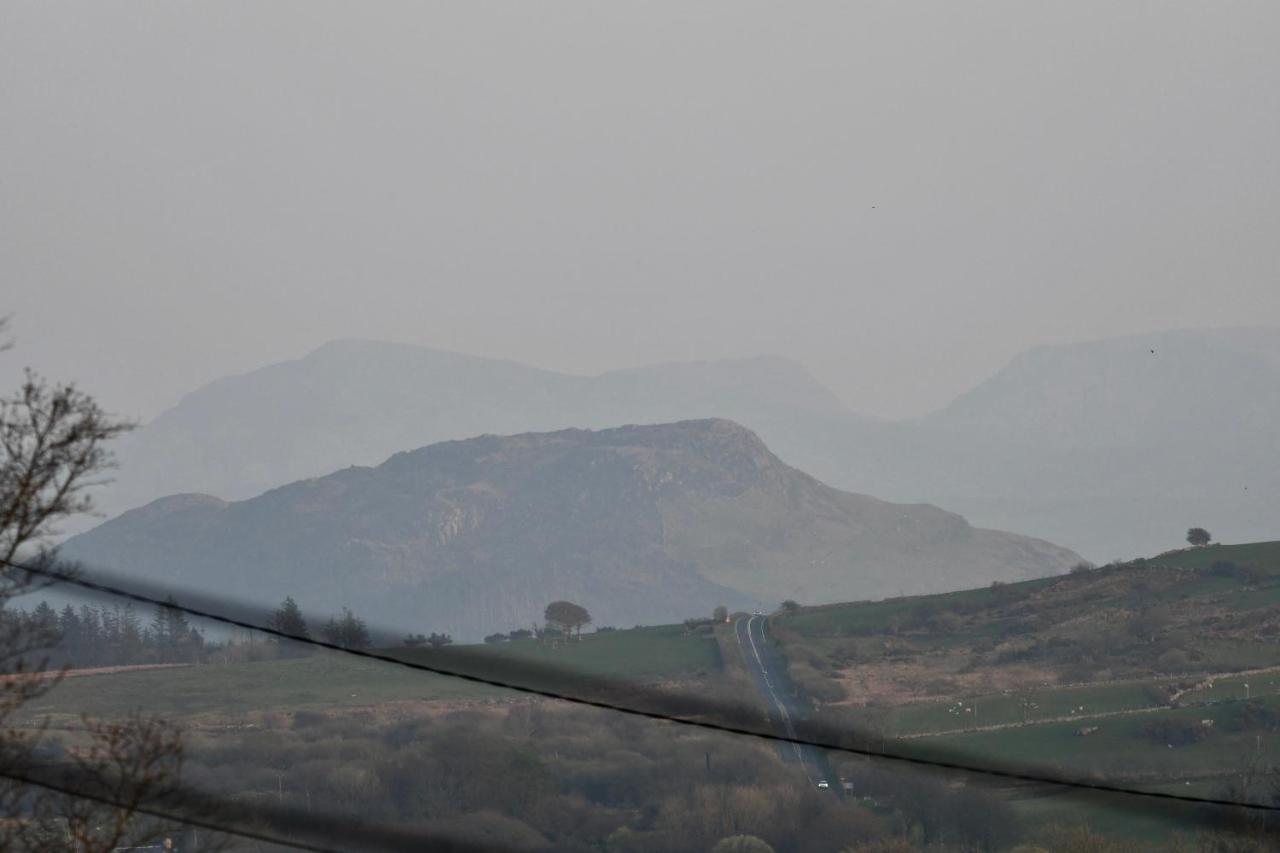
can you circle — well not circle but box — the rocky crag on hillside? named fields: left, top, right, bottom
left=66, top=419, right=1081, bottom=640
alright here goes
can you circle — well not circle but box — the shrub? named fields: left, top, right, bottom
left=1139, top=717, right=1211, bottom=746
left=292, top=710, right=326, bottom=729
left=790, top=663, right=847, bottom=704
left=827, top=642, right=864, bottom=666
left=1202, top=560, right=1265, bottom=584
left=712, top=835, right=775, bottom=853
left=1156, top=648, right=1192, bottom=672
left=1228, top=700, right=1280, bottom=733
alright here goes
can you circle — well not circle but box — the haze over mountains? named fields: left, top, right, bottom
left=65, top=420, right=1079, bottom=640
left=93, top=327, right=1279, bottom=561
left=101, top=338, right=856, bottom=518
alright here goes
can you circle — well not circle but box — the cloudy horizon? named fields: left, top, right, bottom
left=5, top=2, right=1279, bottom=422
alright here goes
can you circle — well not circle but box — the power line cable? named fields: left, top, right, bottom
left=0, top=763, right=340, bottom=853
left=3, top=756, right=531, bottom=853
left=7, top=556, right=1280, bottom=816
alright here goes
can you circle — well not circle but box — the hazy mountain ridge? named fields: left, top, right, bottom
left=761, top=327, right=1280, bottom=559
left=103, top=339, right=855, bottom=521
left=65, top=420, right=1080, bottom=640
left=92, top=327, right=1280, bottom=560
left=895, top=327, right=1280, bottom=558
left=918, top=327, right=1280, bottom=449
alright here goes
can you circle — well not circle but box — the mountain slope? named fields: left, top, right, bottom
left=64, top=420, right=1081, bottom=640
left=919, top=326, right=1280, bottom=449
left=914, top=327, right=1280, bottom=558
left=768, top=327, right=1280, bottom=560
left=93, top=327, right=1280, bottom=561
left=101, top=340, right=854, bottom=521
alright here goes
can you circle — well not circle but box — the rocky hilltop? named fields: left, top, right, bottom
left=65, top=420, right=1080, bottom=640
left=98, top=340, right=853, bottom=523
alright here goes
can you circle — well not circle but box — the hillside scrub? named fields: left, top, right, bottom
left=168, top=703, right=902, bottom=853
left=770, top=547, right=1280, bottom=708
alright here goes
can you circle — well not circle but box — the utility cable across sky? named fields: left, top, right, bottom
left=6, top=555, right=1278, bottom=819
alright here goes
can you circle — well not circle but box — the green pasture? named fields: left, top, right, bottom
left=22, top=624, right=721, bottom=723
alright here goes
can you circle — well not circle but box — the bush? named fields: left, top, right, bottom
left=1228, top=700, right=1280, bottom=733
left=1139, top=717, right=1211, bottom=746
left=827, top=642, right=864, bottom=666
left=1156, top=648, right=1192, bottom=672
left=1202, top=560, right=1265, bottom=584
left=1142, top=684, right=1175, bottom=707
left=293, top=710, right=326, bottom=729
left=712, top=836, right=775, bottom=853
left=790, top=663, right=847, bottom=704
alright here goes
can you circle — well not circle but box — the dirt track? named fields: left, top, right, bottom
left=0, top=662, right=190, bottom=683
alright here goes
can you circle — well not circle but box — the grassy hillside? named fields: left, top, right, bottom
left=23, top=624, right=722, bottom=725
left=770, top=541, right=1280, bottom=845
left=775, top=541, right=1280, bottom=701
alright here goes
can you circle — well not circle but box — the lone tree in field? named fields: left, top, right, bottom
left=713, top=604, right=729, bottom=623
left=1186, top=527, right=1212, bottom=547
left=544, top=600, right=592, bottom=640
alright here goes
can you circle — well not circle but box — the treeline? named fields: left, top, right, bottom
left=5, top=599, right=207, bottom=667
left=5, top=596, right=394, bottom=668
left=269, top=597, right=454, bottom=652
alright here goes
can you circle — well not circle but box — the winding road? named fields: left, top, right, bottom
left=734, top=614, right=833, bottom=789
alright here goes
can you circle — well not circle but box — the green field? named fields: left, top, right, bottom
left=782, top=541, right=1280, bottom=642
left=1009, top=789, right=1205, bottom=845
left=910, top=696, right=1280, bottom=781
left=771, top=541, right=1280, bottom=846
left=867, top=679, right=1172, bottom=737
left=1180, top=671, right=1280, bottom=704
left=24, top=653, right=493, bottom=723
left=779, top=577, right=1062, bottom=637
left=442, top=623, right=723, bottom=680
left=1144, top=540, right=1280, bottom=573
left=24, top=624, right=722, bottom=724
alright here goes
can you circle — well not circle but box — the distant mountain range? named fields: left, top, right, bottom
left=93, top=327, right=1280, bottom=560
left=100, top=339, right=855, bottom=519
left=64, top=420, right=1080, bottom=640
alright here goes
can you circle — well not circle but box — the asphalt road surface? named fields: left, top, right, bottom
left=734, top=614, right=836, bottom=790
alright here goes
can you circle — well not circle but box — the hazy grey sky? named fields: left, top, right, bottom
left=3, top=1, right=1278, bottom=421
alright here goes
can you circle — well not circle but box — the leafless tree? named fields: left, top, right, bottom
left=9, top=714, right=186, bottom=851
left=0, top=316, right=194, bottom=851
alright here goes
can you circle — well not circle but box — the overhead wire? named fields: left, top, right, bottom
left=3, top=750, right=529, bottom=853
left=5, top=555, right=1279, bottom=818
left=0, top=763, right=340, bottom=853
